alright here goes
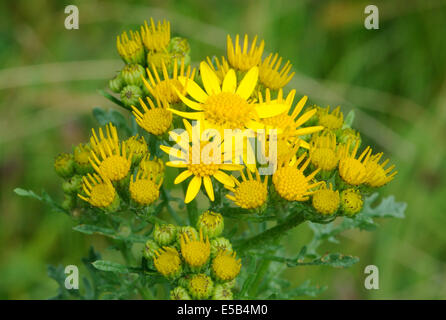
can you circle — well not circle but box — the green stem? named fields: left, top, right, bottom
left=248, top=259, right=271, bottom=297
left=181, top=183, right=198, bottom=226
left=236, top=213, right=305, bottom=254
left=160, top=187, right=183, bottom=225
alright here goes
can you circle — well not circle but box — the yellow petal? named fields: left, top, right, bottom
left=222, top=69, right=237, bottom=93
left=294, top=126, right=324, bottom=136
left=173, top=87, right=204, bottom=111
left=168, top=108, right=203, bottom=120
left=203, top=176, right=215, bottom=201
left=255, top=103, right=289, bottom=118
left=213, top=170, right=235, bottom=187
left=174, top=170, right=193, bottom=184
left=185, top=176, right=202, bottom=203
left=291, top=95, right=308, bottom=118
left=236, top=66, right=258, bottom=99
left=220, top=163, right=243, bottom=171
left=200, top=61, right=221, bottom=96
left=294, top=109, right=317, bottom=127
left=178, top=76, right=208, bottom=103
left=166, top=161, right=188, bottom=168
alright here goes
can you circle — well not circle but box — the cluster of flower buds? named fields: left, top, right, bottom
left=109, top=18, right=191, bottom=109
left=143, top=211, right=240, bottom=300
left=54, top=123, right=165, bottom=214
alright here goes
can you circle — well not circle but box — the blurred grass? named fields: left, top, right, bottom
left=1, top=0, right=445, bottom=299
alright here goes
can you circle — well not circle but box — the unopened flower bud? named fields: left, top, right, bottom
left=170, top=286, right=191, bottom=300
left=197, top=210, right=224, bottom=239
left=340, top=188, right=363, bottom=216
left=154, top=224, right=177, bottom=246
left=121, top=85, right=142, bottom=107
left=109, top=74, right=124, bottom=93
left=62, top=175, right=83, bottom=194
left=168, top=37, right=190, bottom=55
left=188, top=274, right=214, bottom=300
left=176, top=226, right=198, bottom=243
left=212, top=284, right=233, bottom=300
left=143, top=239, right=160, bottom=260
left=54, top=153, right=74, bottom=178
left=120, top=64, right=145, bottom=86
left=210, top=237, right=233, bottom=258
left=73, top=143, right=93, bottom=175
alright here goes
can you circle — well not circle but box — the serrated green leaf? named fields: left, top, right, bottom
left=92, top=260, right=132, bottom=273
left=287, top=253, right=359, bottom=268
left=14, top=188, right=69, bottom=215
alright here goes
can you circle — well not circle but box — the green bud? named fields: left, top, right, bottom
left=103, top=193, right=121, bottom=213
left=178, top=274, right=192, bottom=288
left=168, top=37, right=190, bottom=55
left=62, top=175, right=83, bottom=194
left=212, top=284, right=233, bottom=300
left=170, top=286, right=191, bottom=300
left=337, top=128, right=361, bottom=152
left=154, top=224, right=177, bottom=246
left=120, top=85, right=142, bottom=107
left=176, top=226, right=198, bottom=243
left=188, top=274, right=214, bottom=300
left=73, top=143, right=93, bottom=175
left=61, top=194, right=76, bottom=211
left=109, top=74, right=124, bottom=93
left=143, top=239, right=160, bottom=260
left=54, top=153, right=74, bottom=178
left=120, top=63, right=145, bottom=86
left=210, top=237, right=233, bottom=258
left=340, top=188, right=363, bottom=216
left=197, top=210, right=224, bottom=239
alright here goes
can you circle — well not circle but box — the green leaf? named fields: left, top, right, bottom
left=14, top=188, right=69, bottom=215
left=287, top=253, right=359, bottom=268
left=98, top=89, right=131, bottom=111
left=343, top=110, right=355, bottom=128
left=92, top=260, right=134, bottom=274
left=73, top=224, right=147, bottom=243
left=92, top=107, right=131, bottom=135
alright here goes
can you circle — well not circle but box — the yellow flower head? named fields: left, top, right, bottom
left=180, top=230, right=211, bottom=268
left=140, top=18, right=170, bottom=51
left=259, top=53, right=295, bottom=90
left=89, top=123, right=132, bottom=181
left=132, top=96, right=172, bottom=136
left=338, top=140, right=373, bottom=186
left=139, top=154, right=165, bottom=178
left=154, top=247, right=182, bottom=278
left=188, top=274, right=214, bottom=299
left=340, top=188, right=363, bottom=216
left=227, top=34, right=264, bottom=71
left=365, top=152, right=397, bottom=187
left=318, top=106, right=344, bottom=130
left=78, top=173, right=116, bottom=208
left=273, top=152, right=322, bottom=201
left=212, top=250, right=241, bottom=282
left=312, top=183, right=340, bottom=215
left=206, top=56, right=230, bottom=82
left=142, top=58, right=196, bottom=104
left=197, top=210, right=224, bottom=238
left=161, top=119, right=241, bottom=203
left=116, top=30, right=144, bottom=64
left=170, top=62, right=290, bottom=133
left=225, top=167, right=268, bottom=210
left=309, top=131, right=339, bottom=171
left=129, top=169, right=162, bottom=206
left=125, top=135, right=148, bottom=164
left=259, top=89, right=324, bottom=149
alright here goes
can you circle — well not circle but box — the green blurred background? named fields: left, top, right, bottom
left=1, top=0, right=445, bottom=299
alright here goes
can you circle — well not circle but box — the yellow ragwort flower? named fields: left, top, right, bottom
left=226, top=34, right=264, bottom=71
left=89, top=123, right=132, bottom=182
left=273, top=152, right=322, bottom=201
left=129, top=169, right=162, bottom=206
left=154, top=247, right=182, bottom=278
left=132, top=96, right=172, bottom=136
left=78, top=173, right=116, bottom=208
left=365, top=152, right=397, bottom=187
left=170, top=61, right=289, bottom=133
left=318, top=106, right=344, bottom=130
left=309, top=131, right=339, bottom=171
left=312, top=183, right=340, bottom=215
left=338, top=140, right=373, bottom=186
left=140, top=18, right=170, bottom=51
left=116, top=30, right=145, bottom=64
left=161, top=119, right=241, bottom=203
left=340, top=188, right=363, bottom=216
left=125, top=135, right=148, bottom=164
left=212, top=250, right=241, bottom=282
left=142, top=58, right=196, bottom=104
left=259, top=53, right=295, bottom=90
left=225, top=167, right=268, bottom=210
left=180, top=230, right=211, bottom=268
left=139, top=154, right=165, bottom=178
left=259, top=89, right=324, bottom=149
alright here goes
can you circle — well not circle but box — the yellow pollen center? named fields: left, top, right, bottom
left=203, top=92, right=255, bottom=129
left=273, top=167, right=309, bottom=201
left=130, top=179, right=159, bottom=205
left=212, top=252, right=241, bottom=281
left=154, top=249, right=181, bottom=277
left=339, top=158, right=367, bottom=185
left=312, top=189, right=340, bottom=215
left=190, top=274, right=211, bottom=294
left=311, top=148, right=338, bottom=171
left=140, top=108, right=172, bottom=135
left=154, top=79, right=183, bottom=103
left=98, top=155, right=131, bottom=181
left=234, top=180, right=267, bottom=209
left=319, top=114, right=343, bottom=130
left=188, top=163, right=219, bottom=177
left=89, top=183, right=116, bottom=207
